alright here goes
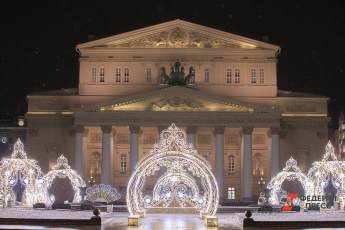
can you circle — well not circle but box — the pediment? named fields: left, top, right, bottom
left=77, top=86, right=277, bottom=114
left=77, top=19, right=279, bottom=51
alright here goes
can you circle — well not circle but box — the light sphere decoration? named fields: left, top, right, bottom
left=267, top=156, right=314, bottom=206
left=126, top=123, right=219, bottom=217
left=308, top=141, right=345, bottom=200
left=0, top=138, right=46, bottom=206
left=43, top=154, right=86, bottom=204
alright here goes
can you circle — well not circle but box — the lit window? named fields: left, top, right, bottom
left=120, top=154, right=127, bottom=175
left=115, top=68, right=121, bottom=83
left=228, top=155, right=235, bottom=174
left=204, top=69, right=209, bottom=83
left=228, top=187, right=235, bottom=200
left=91, top=67, right=96, bottom=82
left=250, top=68, right=256, bottom=84
left=234, top=69, right=240, bottom=83
left=124, top=68, right=129, bottom=82
left=226, top=68, right=232, bottom=84
left=259, top=68, right=264, bottom=84
left=146, top=68, right=152, bottom=82
left=100, top=67, right=105, bottom=82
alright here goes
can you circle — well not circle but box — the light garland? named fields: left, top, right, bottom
left=308, top=141, right=345, bottom=201
left=126, top=123, right=219, bottom=217
left=0, top=138, right=46, bottom=206
left=43, top=154, right=86, bottom=204
left=267, top=156, right=314, bottom=206
left=86, top=184, right=121, bottom=203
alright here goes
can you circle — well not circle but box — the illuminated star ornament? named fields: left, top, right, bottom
left=43, top=154, right=86, bottom=204
left=126, top=123, right=219, bottom=217
left=0, top=138, right=46, bottom=206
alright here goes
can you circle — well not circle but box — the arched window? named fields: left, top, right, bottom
left=228, top=155, right=235, bottom=174
left=226, top=68, right=232, bottom=84
left=253, top=153, right=264, bottom=176
left=234, top=69, right=240, bottom=83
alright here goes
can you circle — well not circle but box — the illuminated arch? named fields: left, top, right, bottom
left=43, top=154, right=85, bottom=203
left=267, top=157, right=314, bottom=206
left=308, top=141, right=345, bottom=198
left=0, top=138, right=46, bottom=206
left=126, top=123, right=219, bottom=217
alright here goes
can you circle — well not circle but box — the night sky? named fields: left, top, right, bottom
left=0, top=1, right=344, bottom=128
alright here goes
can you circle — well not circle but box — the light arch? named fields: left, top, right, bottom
left=126, top=123, right=219, bottom=216
left=267, top=156, right=314, bottom=206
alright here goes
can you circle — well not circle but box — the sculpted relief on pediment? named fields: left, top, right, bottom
left=106, top=27, right=242, bottom=48
left=151, top=97, right=202, bottom=111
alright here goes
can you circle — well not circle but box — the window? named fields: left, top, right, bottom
left=234, top=69, right=240, bottom=83
left=250, top=68, right=256, bottom=84
left=120, top=154, right=127, bottom=175
left=204, top=69, right=209, bottom=83
left=100, top=67, right=105, bottom=82
left=228, top=155, right=235, bottom=174
left=226, top=68, right=232, bottom=84
left=91, top=67, right=97, bottom=82
left=124, top=68, right=129, bottom=82
left=146, top=68, right=152, bottom=82
left=115, top=68, right=121, bottom=83
left=259, top=68, right=264, bottom=84
left=228, top=187, right=235, bottom=200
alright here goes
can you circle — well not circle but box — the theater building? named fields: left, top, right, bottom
left=24, top=19, right=328, bottom=203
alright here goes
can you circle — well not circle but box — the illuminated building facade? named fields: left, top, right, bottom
left=24, top=20, right=328, bottom=203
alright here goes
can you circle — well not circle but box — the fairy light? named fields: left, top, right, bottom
left=126, top=123, right=219, bottom=217
left=43, top=154, right=86, bottom=204
left=266, top=156, right=314, bottom=206
left=0, top=138, right=46, bottom=206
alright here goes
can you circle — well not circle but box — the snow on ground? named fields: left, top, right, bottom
left=0, top=208, right=95, bottom=219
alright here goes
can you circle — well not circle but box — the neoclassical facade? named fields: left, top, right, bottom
left=25, top=20, right=328, bottom=203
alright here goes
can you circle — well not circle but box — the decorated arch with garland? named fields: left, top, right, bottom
left=267, top=157, right=314, bottom=206
left=43, top=154, right=85, bottom=203
left=126, top=123, right=219, bottom=217
left=0, top=138, right=46, bottom=206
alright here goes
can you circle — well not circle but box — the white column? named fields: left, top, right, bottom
left=74, top=125, right=86, bottom=179
left=130, top=125, right=140, bottom=173
left=187, top=126, right=197, bottom=147
left=101, top=126, right=114, bottom=185
left=270, top=127, right=280, bottom=178
left=215, top=126, right=225, bottom=201
left=241, top=127, right=253, bottom=201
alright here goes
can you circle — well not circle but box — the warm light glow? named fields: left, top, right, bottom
left=126, top=123, right=219, bottom=217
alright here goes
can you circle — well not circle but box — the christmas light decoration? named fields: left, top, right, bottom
left=126, top=123, right=219, bottom=217
left=267, top=157, right=314, bottom=206
left=43, top=154, right=85, bottom=204
left=308, top=141, right=345, bottom=200
left=0, top=138, right=46, bottom=206
left=86, top=184, right=121, bottom=203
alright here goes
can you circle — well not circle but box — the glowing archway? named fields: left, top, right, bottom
left=267, top=157, right=314, bottom=206
left=308, top=141, right=345, bottom=200
left=43, top=154, right=85, bottom=203
left=0, top=138, right=46, bottom=206
left=126, top=123, right=219, bottom=216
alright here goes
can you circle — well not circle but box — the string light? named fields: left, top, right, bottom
left=43, top=154, right=85, bottom=204
left=126, top=123, right=219, bottom=217
left=0, top=138, right=46, bottom=206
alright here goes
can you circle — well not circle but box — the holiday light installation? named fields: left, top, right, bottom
left=86, top=184, right=121, bottom=203
left=267, top=156, right=314, bottom=206
left=0, top=138, right=46, bottom=206
left=43, top=154, right=85, bottom=204
left=308, top=141, right=345, bottom=203
left=126, top=123, right=219, bottom=217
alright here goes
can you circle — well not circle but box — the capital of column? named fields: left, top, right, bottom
left=214, top=126, right=225, bottom=135
left=186, top=126, right=197, bottom=134
left=242, top=126, right=253, bottom=135
left=129, top=125, right=140, bottom=134
left=101, top=125, right=113, bottom=134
